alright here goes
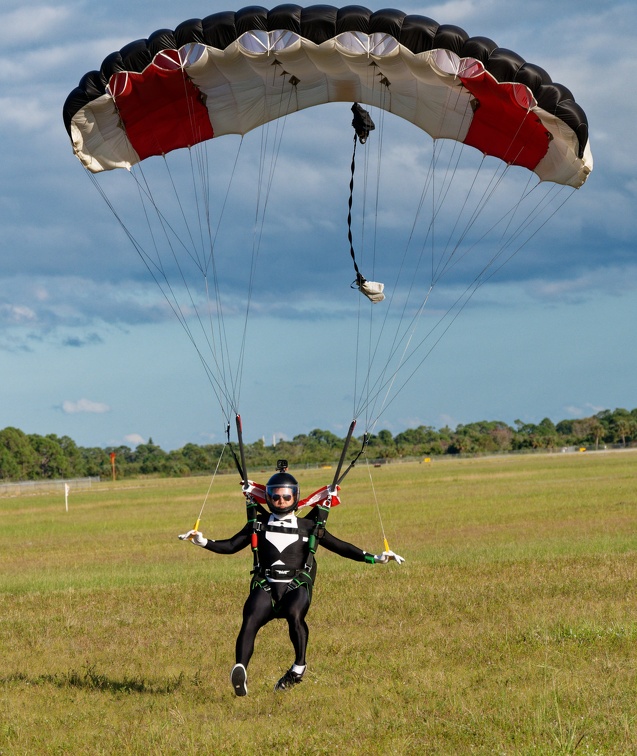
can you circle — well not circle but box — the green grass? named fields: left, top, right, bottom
left=1, top=452, right=636, bottom=754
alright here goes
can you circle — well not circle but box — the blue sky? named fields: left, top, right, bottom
left=1, top=0, right=635, bottom=451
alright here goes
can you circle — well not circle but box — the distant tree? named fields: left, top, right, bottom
left=456, top=421, right=510, bottom=453
left=366, top=429, right=398, bottom=459
left=81, top=447, right=112, bottom=478
left=611, top=410, right=637, bottom=447
left=535, top=418, right=559, bottom=450
left=614, top=418, right=632, bottom=447
left=395, top=425, right=442, bottom=455
left=134, top=439, right=168, bottom=474
left=0, top=427, right=39, bottom=480
left=572, top=417, right=605, bottom=449
left=4, top=406, right=637, bottom=483
left=245, top=437, right=274, bottom=470
left=513, top=419, right=535, bottom=449
left=180, top=443, right=211, bottom=474
left=56, top=435, right=87, bottom=477
left=489, top=422, right=514, bottom=452
left=28, top=434, right=73, bottom=479
left=377, top=429, right=394, bottom=445
left=0, top=447, right=20, bottom=480
left=594, top=409, right=613, bottom=432
left=555, top=419, right=575, bottom=443
left=109, top=445, right=136, bottom=464
left=513, top=419, right=557, bottom=450
left=165, top=449, right=192, bottom=477
left=595, top=417, right=606, bottom=446
left=308, top=429, right=342, bottom=447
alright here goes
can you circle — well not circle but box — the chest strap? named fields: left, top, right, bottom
left=263, top=566, right=304, bottom=580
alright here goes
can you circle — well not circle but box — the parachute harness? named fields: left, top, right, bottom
left=236, top=419, right=380, bottom=604
left=229, top=416, right=314, bottom=604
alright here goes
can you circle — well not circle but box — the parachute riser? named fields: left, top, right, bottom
left=329, top=420, right=369, bottom=495
left=226, top=421, right=245, bottom=484
left=336, top=432, right=369, bottom=487
left=232, top=414, right=267, bottom=574
left=236, top=414, right=248, bottom=486
left=330, top=420, right=357, bottom=493
left=303, top=421, right=359, bottom=574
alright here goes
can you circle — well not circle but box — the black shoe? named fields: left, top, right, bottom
left=231, top=664, right=248, bottom=696
left=274, top=668, right=304, bottom=692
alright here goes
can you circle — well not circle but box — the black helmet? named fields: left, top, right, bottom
left=265, top=471, right=299, bottom=515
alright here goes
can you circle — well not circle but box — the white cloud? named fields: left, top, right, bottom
left=563, top=403, right=608, bottom=419
left=0, top=276, right=178, bottom=335
left=0, top=303, right=37, bottom=324
left=527, top=264, right=637, bottom=303
left=0, top=96, right=51, bottom=131
left=424, top=1, right=482, bottom=26
left=61, top=398, right=110, bottom=414
left=123, top=433, right=145, bottom=446
left=437, top=413, right=458, bottom=429
left=0, top=6, right=71, bottom=46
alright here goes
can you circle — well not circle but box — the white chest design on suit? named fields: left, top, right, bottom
left=265, top=514, right=301, bottom=553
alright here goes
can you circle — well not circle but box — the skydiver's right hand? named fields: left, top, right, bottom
left=178, top=529, right=208, bottom=547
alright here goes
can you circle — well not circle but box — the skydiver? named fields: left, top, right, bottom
left=179, top=470, right=404, bottom=696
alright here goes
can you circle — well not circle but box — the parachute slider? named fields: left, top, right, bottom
left=351, top=103, right=375, bottom=145
left=353, top=275, right=385, bottom=303
left=347, top=104, right=383, bottom=301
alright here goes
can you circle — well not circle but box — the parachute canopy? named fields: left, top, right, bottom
left=63, top=4, right=592, bottom=188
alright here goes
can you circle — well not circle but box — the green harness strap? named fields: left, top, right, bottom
left=301, top=499, right=330, bottom=586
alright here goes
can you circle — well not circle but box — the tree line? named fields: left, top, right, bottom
left=1, top=407, right=636, bottom=482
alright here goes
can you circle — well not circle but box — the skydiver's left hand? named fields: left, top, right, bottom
left=374, top=550, right=405, bottom=565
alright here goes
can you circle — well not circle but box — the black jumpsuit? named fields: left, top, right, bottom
left=203, top=509, right=375, bottom=668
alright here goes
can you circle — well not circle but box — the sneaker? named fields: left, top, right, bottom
left=231, top=663, right=248, bottom=696
left=274, top=668, right=304, bottom=692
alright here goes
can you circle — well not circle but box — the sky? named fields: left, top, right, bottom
left=0, top=0, right=635, bottom=452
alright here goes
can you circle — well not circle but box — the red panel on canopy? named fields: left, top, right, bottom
left=110, top=62, right=213, bottom=161
left=461, top=72, right=550, bottom=170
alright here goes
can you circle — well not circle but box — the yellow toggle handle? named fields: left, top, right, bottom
left=383, top=537, right=390, bottom=553
left=188, top=519, right=201, bottom=540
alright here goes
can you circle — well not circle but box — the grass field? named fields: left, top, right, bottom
left=1, top=451, right=636, bottom=755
